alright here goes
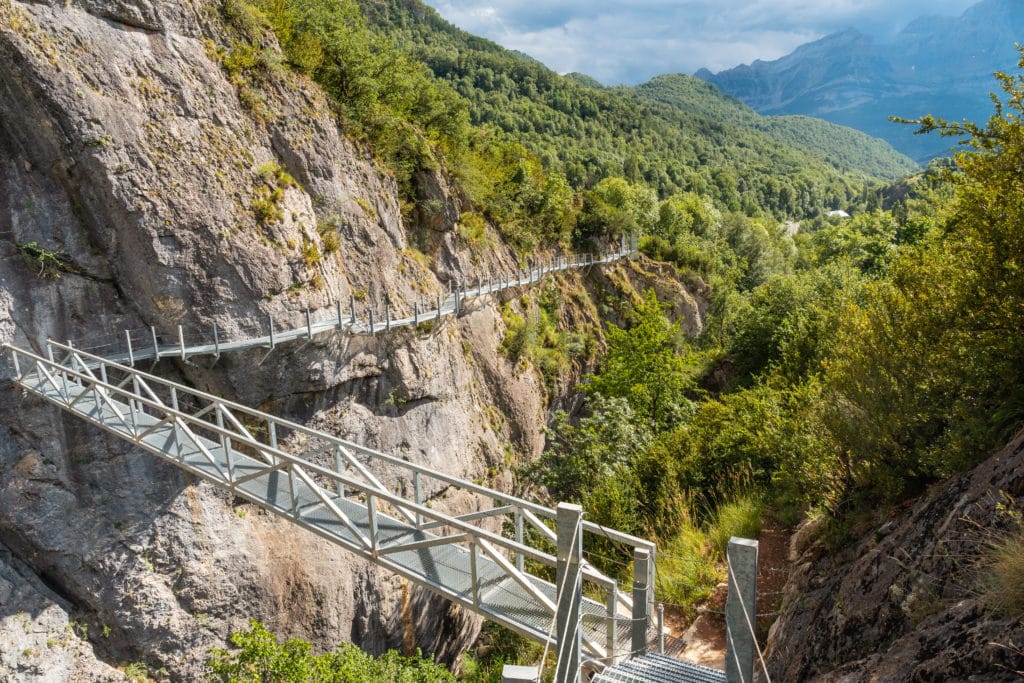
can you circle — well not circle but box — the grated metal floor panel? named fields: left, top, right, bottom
left=592, top=653, right=727, bottom=683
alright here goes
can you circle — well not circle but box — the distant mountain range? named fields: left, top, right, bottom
left=695, top=0, right=1024, bottom=163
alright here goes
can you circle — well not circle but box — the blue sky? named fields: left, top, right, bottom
left=424, top=0, right=980, bottom=84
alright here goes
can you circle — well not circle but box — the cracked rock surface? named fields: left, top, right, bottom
left=766, top=429, right=1024, bottom=682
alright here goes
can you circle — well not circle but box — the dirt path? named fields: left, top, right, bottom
left=670, top=521, right=792, bottom=669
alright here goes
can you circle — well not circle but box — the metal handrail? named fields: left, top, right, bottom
left=7, top=342, right=625, bottom=590
left=36, top=340, right=653, bottom=553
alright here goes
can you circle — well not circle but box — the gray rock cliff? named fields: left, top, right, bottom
left=766, top=428, right=1024, bottom=681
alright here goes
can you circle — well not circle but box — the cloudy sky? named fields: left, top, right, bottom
left=424, top=0, right=980, bottom=84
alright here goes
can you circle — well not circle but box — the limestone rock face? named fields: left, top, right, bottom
left=0, top=543, right=125, bottom=682
left=765, top=429, right=1024, bottom=681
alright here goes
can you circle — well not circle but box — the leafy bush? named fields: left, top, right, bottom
left=206, top=620, right=455, bottom=682
left=586, top=289, right=699, bottom=430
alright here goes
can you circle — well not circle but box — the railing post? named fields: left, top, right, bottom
left=170, top=387, right=184, bottom=461
left=369, top=307, right=375, bottom=336
left=437, top=293, right=442, bottom=323
left=125, top=330, right=134, bottom=367
left=334, top=445, right=344, bottom=498
left=632, top=548, right=653, bottom=658
left=367, top=494, right=379, bottom=555
left=213, top=323, right=220, bottom=358
left=657, top=603, right=665, bottom=654
left=414, top=301, right=419, bottom=327
left=128, top=374, right=141, bottom=437
left=725, top=538, right=759, bottom=683
left=385, top=300, right=391, bottom=331
left=515, top=509, right=524, bottom=572
left=306, top=307, right=313, bottom=338
left=555, top=502, right=583, bottom=683
left=216, top=403, right=234, bottom=483
left=414, top=471, right=423, bottom=529
left=151, top=326, right=160, bottom=360
left=268, top=315, right=275, bottom=349
left=178, top=325, right=186, bottom=361
left=470, top=538, right=480, bottom=607
left=606, top=582, right=618, bottom=665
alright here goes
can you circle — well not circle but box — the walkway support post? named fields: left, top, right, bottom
left=632, top=547, right=653, bottom=657
left=725, top=537, right=758, bottom=683
left=125, top=330, right=134, bottom=367
left=554, top=502, right=583, bottom=683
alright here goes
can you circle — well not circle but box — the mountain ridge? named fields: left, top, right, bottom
left=697, top=0, right=1024, bottom=162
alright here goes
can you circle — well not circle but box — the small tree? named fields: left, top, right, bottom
left=586, top=289, right=697, bottom=429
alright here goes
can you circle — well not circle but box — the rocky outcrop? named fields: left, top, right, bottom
left=765, top=428, right=1024, bottom=681
left=0, top=0, right=704, bottom=680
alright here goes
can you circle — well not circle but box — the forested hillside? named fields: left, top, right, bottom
left=633, top=74, right=918, bottom=180
left=359, top=0, right=914, bottom=219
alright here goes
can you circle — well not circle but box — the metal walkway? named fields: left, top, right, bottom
left=593, top=654, right=727, bottom=683
left=75, top=246, right=635, bottom=367
left=3, top=340, right=655, bottom=667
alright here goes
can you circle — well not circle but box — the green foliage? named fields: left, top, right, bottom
left=577, top=177, right=656, bottom=243
left=802, top=211, right=900, bottom=274
left=499, top=286, right=591, bottom=392
left=634, top=74, right=918, bottom=181
left=522, top=396, right=652, bottom=541
left=17, top=242, right=76, bottom=279
left=206, top=619, right=455, bottom=682
left=586, top=289, right=698, bottom=429
left=727, top=263, right=862, bottom=383
left=654, top=511, right=720, bottom=610
left=706, top=496, right=762, bottom=555
left=251, top=162, right=295, bottom=226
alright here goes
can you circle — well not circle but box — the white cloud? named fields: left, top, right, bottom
left=425, top=0, right=979, bottom=83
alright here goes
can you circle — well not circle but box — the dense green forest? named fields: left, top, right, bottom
left=206, top=0, right=1024, bottom=678
left=216, top=0, right=915, bottom=254
left=360, top=0, right=915, bottom=214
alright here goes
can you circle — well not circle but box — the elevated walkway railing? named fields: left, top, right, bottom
left=4, top=339, right=655, bottom=665
left=64, top=245, right=635, bottom=367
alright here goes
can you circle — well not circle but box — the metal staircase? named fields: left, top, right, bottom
left=3, top=340, right=655, bottom=668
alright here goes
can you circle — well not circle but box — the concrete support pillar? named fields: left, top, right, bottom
left=554, top=503, right=583, bottom=683
left=725, top=537, right=759, bottom=683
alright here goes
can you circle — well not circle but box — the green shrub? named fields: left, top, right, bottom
left=206, top=619, right=455, bottom=682
left=980, top=528, right=1024, bottom=617
left=706, top=496, right=762, bottom=554
left=17, top=242, right=76, bottom=278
